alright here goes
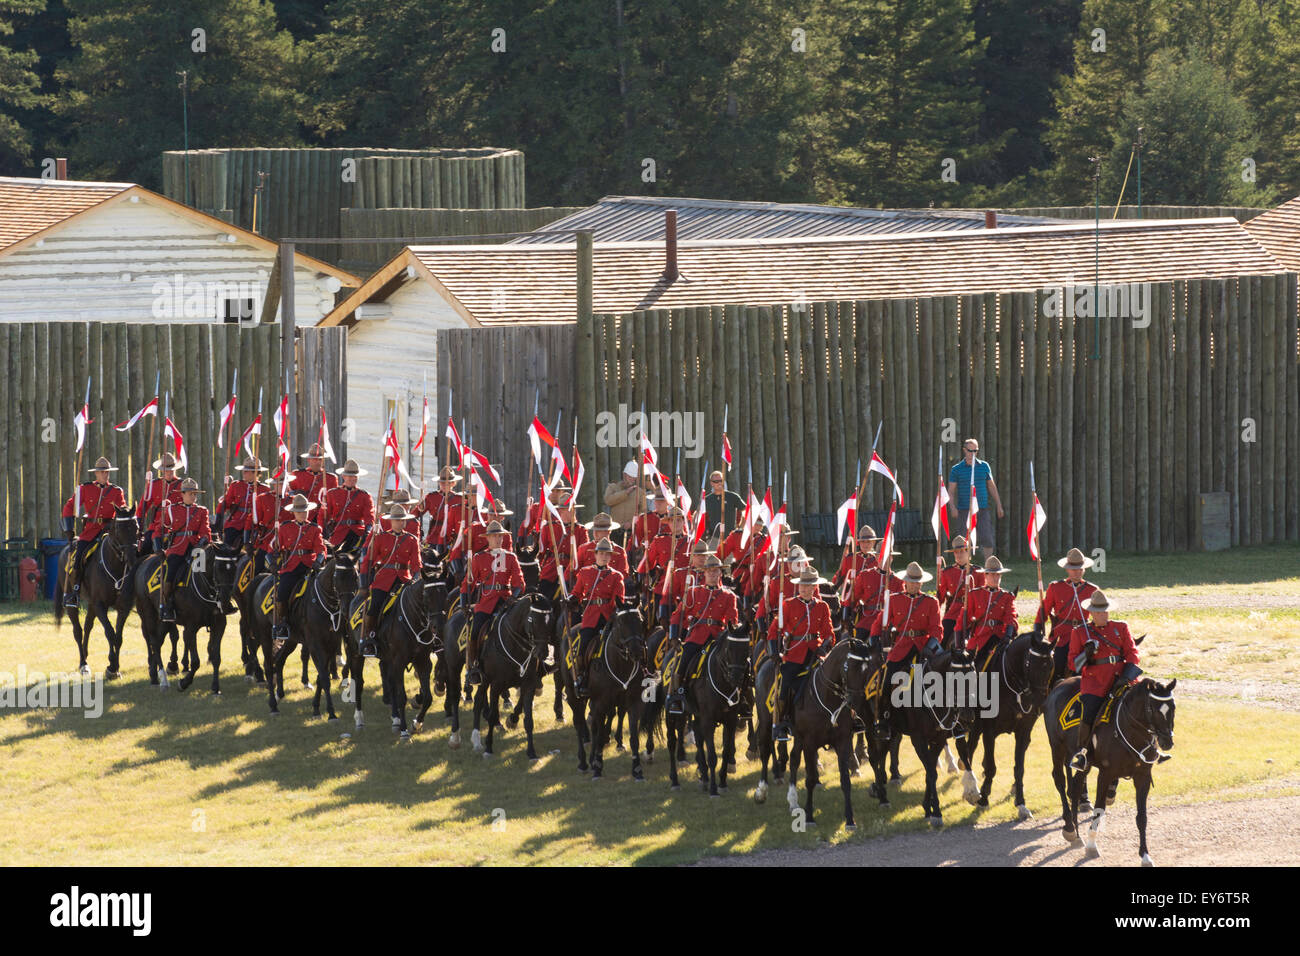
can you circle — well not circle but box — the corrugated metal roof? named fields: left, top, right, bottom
left=1242, top=195, right=1300, bottom=273
left=0, top=177, right=132, bottom=250
left=369, top=217, right=1285, bottom=326
left=510, top=195, right=1062, bottom=243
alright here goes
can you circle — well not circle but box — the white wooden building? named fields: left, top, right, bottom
left=0, top=176, right=358, bottom=324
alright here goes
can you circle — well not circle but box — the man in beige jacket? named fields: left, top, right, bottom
left=604, top=461, right=647, bottom=546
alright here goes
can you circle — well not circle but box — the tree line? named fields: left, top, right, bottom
left=2, top=0, right=1295, bottom=210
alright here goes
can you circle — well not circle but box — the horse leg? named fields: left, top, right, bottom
left=629, top=701, right=644, bottom=782
left=913, top=737, right=939, bottom=826
left=614, top=704, right=625, bottom=752
left=1011, top=722, right=1033, bottom=820
left=314, top=643, right=337, bottom=720
left=665, top=719, right=679, bottom=790
left=413, top=655, right=433, bottom=731
left=787, top=740, right=803, bottom=814
left=552, top=667, right=564, bottom=722
left=91, top=602, right=117, bottom=678
left=704, top=718, right=721, bottom=797
left=1083, top=767, right=1113, bottom=860
left=470, top=683, right=488, bottom=754
left=350, top=651, right=366, bottom=730
left=522, top=681, right=539, bottom=760
left=889, top=733, right=902, bottom=783
left=207, top=616, right=225, bottom=695
left=110, top=604, right=130, bottom=676
left=1134, top=768, right=1154, bottom=866
left=866, top=731, right=890, bottom=806
left=69, top=607, right=89, bottom=674
left=720, top=716, right=737, bottom=792
left=802, top=743, right=819, bottom=826
left=837, top=738, right=856, bottom=830
left=590, top=702, right=606, bottom=779
left=1050, top=743, right=1078, bottom=842
left=484, top=688, right=501, bottom=756
left=572, top=695, right=589, bottom=773
left=167, top=626, right=180, bottom=674
left=177, top=625, right=199, bottom=691
left=976, top=729, right=997, bottom=806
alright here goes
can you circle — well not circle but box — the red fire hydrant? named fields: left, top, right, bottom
left=19, top=557, right=40, bottom=602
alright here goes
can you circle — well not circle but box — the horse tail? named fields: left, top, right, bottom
left=53, top=582, right=65, bottom=627
left=640, top=686, right=664, bottom=745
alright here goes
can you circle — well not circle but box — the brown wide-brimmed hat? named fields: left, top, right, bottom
left=983, top=555, right=1010, bottom=574
left=437, top=466, right=462, bottom=483
left=690, top=540, right=712, bottom=556
left=703, top=554, right=724, bottom=570
left=1085, top=590, right=1111, bottom=614
left=179, top=477, right=203, bottom=494
left=299, top=443, right=326, bottom=459
left=668, top=506, right=686, bottom=520
left=387, top=503, right=412, bottom=521
left=785, top=545, right=808, bottom=562
left=89, top=456, right=119, bottom=472
left=335, top=459, right=367, bottom=477
left=484, top=520, right=507, bottom=536
left=594, top=538, right=615, bottom=554
left=385, top=488, right=413, bottom=505
left=857, top=524, right=879, bottom=541
left=239, top=457, right=268, bottom=474
left=790, top=568, right=829, bottom=587
left=288, top=493, right=317, bottom=513
left=895, top=561, right=934, bottom=584
left=1058, top=547, right=1095, bottom=570
left=151, top=452, right=179, bottom=471
left=946, top=535, right=970, bottom=552
left=586, top=512, right=620, bottom=532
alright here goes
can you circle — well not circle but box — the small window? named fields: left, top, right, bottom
left=222, top=297, right=256, bottom=324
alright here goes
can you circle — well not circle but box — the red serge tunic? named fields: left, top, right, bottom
left=276, top=521, right=325, bottom=574
left=365, top=529, right=421, bottom=592
left=1068, top=620, right=1139, bottom=696
left=851, top=562, right=903, bottom=631
left=217, top=479, right=268, bottom=532
left=252, top=491, right=289, bottom=554
left=938, top=563, right=985, bottom=623
left=767, top=596, right=835, bottom=664
left=464, top=549, right=525, bottom=614
left=576, top=539, right=629, bottom=575
left=135, top=477, right=183, bottom=537
left=322, top=485, right=374, bottom=547
left=287, top=469, right=338, bottom=523
left=539, top=522, right=587, bottom=583
left=161, top=502, right=211, bottom=556
left=1035, top=579, right=1099, bottom=645
left=965, top=586, right=1017, bottom=653
left=679, top=585, right=740, bottom=646
left=871, top=591, right=943, bottom=663
left=571, top=565, right=626, bottom=629
left=63, top=482, right=128, bottom=541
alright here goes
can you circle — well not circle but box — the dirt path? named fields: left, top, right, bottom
left=697, top=792, right=1300, bottom=867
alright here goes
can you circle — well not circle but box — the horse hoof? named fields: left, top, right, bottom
left=400, top=731, right=411, bottom=741
left=670, top=784, right=681, bottom=791
left=328, top=715, right=339, bottom=723
left=414, top=720, right=423, bottom=732
left=845, top=823, right=857, bottom=832
left=505, top=715, right=519, bottom=730
left=633, top=775, right=645, bottom=784
left=1017, top=804, right=1032, bottom=821
left=685, top=731, right=696, bottom=747
left=167, top=663, right=179, bottom=675
left=709, top=792, right=720, bottom=799
left=591, top=774, right=602, bottom=782
left=481, top=751, right=493, bottom=760
left=745, top=748, right=756, bottom=761
left=269, top=711, right=280, bottom=718
left=1063, top=828, right=1080, bottom=844
left=79, top=664, right=91, bottom=676
left=644, top=753, right=654, bottom=764
left=1084, top=845, right=1100, bottom=860
left=890, top=775, right=902, bottom=785
left=977, top=795, right=988, bottom=807
left=245, top=675, right=255, bottom=684
left=726, top=762, right=737, bottom=775
left=928, top=817, right=943, bottom=829
left=1141, top=853, right=1154, bottom=867
left=1079, top=800, right=1093, bottom=814
left=753, top=784, right=768, bottom=804
left=104, top=669, right=119, bottom=681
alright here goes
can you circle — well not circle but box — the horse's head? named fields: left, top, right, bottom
left=838, top=636, right=875, bottom=702
left=111, top=507, right=139, bottom=560
left=720, top=623, right=751, bottom=685
left=515, top=538, right=540, bottom=589
left=1141, top=677, right=1177, bottom=752
left=210, top=543, right=240, bottom=596
left=330, top=551, right=361, bottom=605
left=611, top=598, right=646, bottom=662
left=523, top=592, right=555, bottom=655
left=1023, top=629, right=1055, bottom=707
left=420, top=563, right=451, bottom=640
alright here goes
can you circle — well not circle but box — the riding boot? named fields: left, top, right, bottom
left=1069, top=720, right=1094, bottom=772
left=773, top=687, right=792, bottom=743
left=467, top=632, right=483, bottom=685
left=272, top=598, right=289, bottom=649
left=65, top=554, right=82, bottom=608
left=360, top=613, right=378, bottom=659
left=159, top=579, right=176, bottom=623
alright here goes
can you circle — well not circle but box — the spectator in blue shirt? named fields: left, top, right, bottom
left=946, top=438, right=1005, bottom=558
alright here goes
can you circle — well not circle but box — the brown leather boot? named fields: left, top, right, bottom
left=273, top=598, right=289, bottom=649
left=1069, top=720, right=1094, bottom=772
left=466, top=629, right=483, bottom=684
left=159, top=578, right=176, bottom=622
left=360, top=613, right=378, bottom=659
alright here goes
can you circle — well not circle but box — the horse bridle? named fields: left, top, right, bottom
left=495, top=599, right=550, bottom=678
left=704, top=633, right=749, bottom=708
left=1114, top=683, right=1170, bottom=765
left=600, top=607, right=646, bottom=690
left=417, top=574, right=449, bottom=646
left=100, top=519, right=138, bottom=590
left=1003, top=635, right=1052, bottom=715
left=812, top=640, right=867, bottom=726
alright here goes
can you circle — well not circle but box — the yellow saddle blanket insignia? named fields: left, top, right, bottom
left=147, top=558, right=189, bottom=595
left=457, top=621, right=470, bottom=653
left=349, top=602, right=365, bottom=632
left=1058, top=684, right=1127, bottom=731
left=865, top=664, right=885, bottom=702
left=237, top=559, right=254, bottom=594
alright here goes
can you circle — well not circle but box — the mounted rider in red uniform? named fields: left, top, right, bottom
left=1035, top=547, right=1098, bottom=683
left=359, top=502, right=422, bottom=659
left=768, top=567, right=836, bottom=742
left=666, top=553, right=740, bottom=715
left=158, top=478, right=211, bottom=623
left=568, top=538, right=627, bottom=699
left=61, top=456, right=128, bottom=607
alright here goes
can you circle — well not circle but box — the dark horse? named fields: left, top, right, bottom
left=132, top=544, right=239, bottom=692
left=890, top=647, right=980, bottom=828
left=557, top=600, right=653, bottom=780
left=659, top=625, right=751, bottom=796
left=470, top=592, right=554, bottom=759
left=248, top=553, right=360, bottom=721
left=784, top=638, right=876, bottom=829
left=749, top=638, right=790, bottom=803
left=1043, top=676, right=1176, bottom=865
left=953, top=631, right=1055, bottom=816
left=53, top=508, right=138, bottom=678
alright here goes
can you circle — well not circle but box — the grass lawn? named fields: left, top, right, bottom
left=1, top=541, right=1297, bottom=866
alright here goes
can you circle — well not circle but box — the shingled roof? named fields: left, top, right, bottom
left=321, top=217, right=1286, bottom=327
left=0, top=177, right=132, bottom=250
left=1242, top=195, right=1300, bottom=274
left=510, top=194, right=1061, bottom=243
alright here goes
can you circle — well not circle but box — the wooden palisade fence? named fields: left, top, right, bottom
left=0, top=322, right=346, bottom=543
